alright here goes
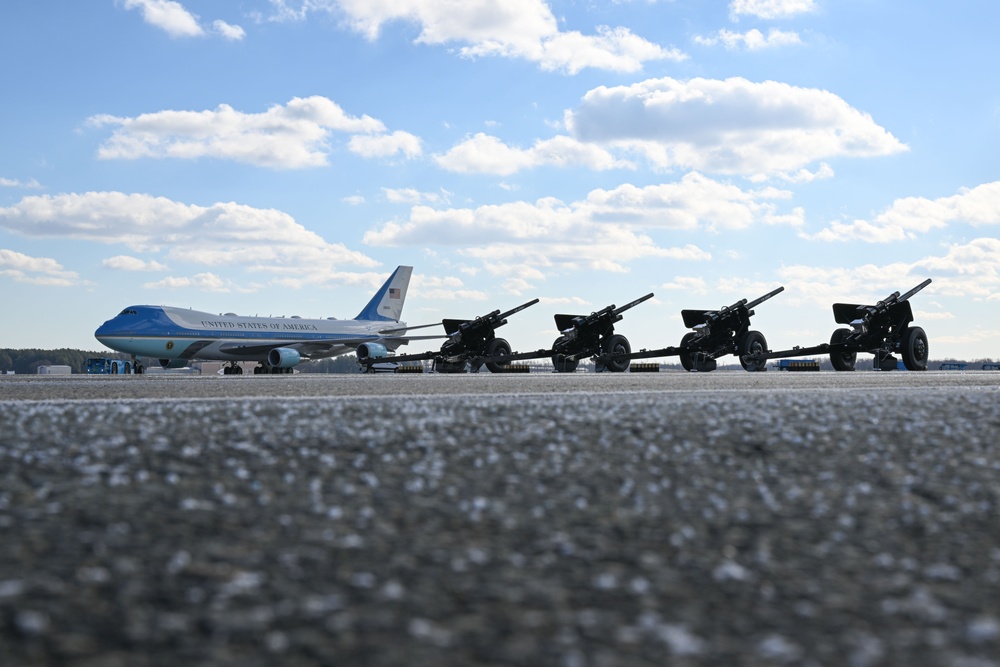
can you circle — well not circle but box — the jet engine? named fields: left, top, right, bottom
left=356, top=342, right=389, bottom=361
left=268, top=347, right=302, bottom=368
left=158, top=359, right=188, bottom=369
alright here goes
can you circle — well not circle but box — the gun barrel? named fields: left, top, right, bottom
left=613, top=292, right=655, bottom=316
left=745, top=285, right=785, bottom=310
left=498, top=298, right=540, bottom=321
left=898, top=278, right=932, bottom=303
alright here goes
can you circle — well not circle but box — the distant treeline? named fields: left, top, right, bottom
left=0, top=349, right=362, bottom=375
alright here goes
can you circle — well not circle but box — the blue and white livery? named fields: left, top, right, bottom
left=95, top=266, right=415, bottom=374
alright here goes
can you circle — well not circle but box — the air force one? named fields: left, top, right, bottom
left=95, top=265, right=419, bottom=374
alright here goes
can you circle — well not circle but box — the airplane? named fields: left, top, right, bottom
left=94, top=265, right=420, bottom=374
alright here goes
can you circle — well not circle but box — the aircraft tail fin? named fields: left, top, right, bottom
left=355, top=265, right=412, bottom=322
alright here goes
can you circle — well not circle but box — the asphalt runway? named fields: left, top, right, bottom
left=2, top=371, right=999, bottom=666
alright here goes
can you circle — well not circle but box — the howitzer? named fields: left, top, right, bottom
left=437, top=298, right=540, bottom=372
left=741, top=279, right=933, bottom=371
left=358, top=298, right=539, bottom=373
left=551, top=292, right=654, bottom=373
left=622, top=286, right=785, bottom=372
left=827, top=278, right=932, bottom=371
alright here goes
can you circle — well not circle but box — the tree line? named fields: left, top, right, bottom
left=0, top=349, right=363, bottom=374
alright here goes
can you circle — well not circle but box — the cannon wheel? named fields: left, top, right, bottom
left=602, top=334, right=631, bottom=373
left=484, top=337, right=512, bottom=373
left=829, top=328, right=857, bottom=371
left=738, top=330, right=768, bottom=372
left=902, top=326, right=929, bottom=371
left=551, top=337, right=579, bottom=373
left=678, top=332, right=698, bottom=372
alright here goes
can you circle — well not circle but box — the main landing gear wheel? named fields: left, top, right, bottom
left=829, top=328, right=857, bottom=372
left=601, top=334, right=631, bottom=373
left=484, top=337, right=512, bottom=373
left=738, top=330, right=768, bottom=372
left=902, top=326, right=929, bottom=371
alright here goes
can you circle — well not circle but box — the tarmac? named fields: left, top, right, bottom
left=2, top=370, right=999, bottom=666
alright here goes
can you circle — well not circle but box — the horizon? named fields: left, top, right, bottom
left=2, top=1, right=998, bottom=360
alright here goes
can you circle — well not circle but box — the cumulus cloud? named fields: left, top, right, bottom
left=102, top=255, right=168, bottom=271
left=694, top=28, right=801, bottom=51
left=806, top=181, right=1000, bottom=242
left=212, top=20, right=246, bottom=41
left=382, top=187, right=449, bottom=205
left=435, top=133, right=632, bottom=175
left=0, top=192, right=377, bottom=289
left=778, top=237, right=1000, bottom=311
left=364, top=171, right=802, bottom=275
left=142, top=272, right=241, bottom=292
left=437, top=77, right=905, bottom=179
left=729, top=0, right=817, bottom=20
left=0, top=248, right=79, bottom=287
left=566, top=77, right=907, bottom=178
left=348, top=131, right=423, bottom=159
left=411, top=274, right=488, bottom=301
left=1, top=177, right=43, bottom=189
left=87, top=96, right=416, bottom=169
left=263, top=0, right=684, bottom=73
left=122, top=0, right=245, bottom=40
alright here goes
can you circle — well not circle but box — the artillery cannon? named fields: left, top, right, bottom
left=551, top=293, right=654, bottom=372
left=436, top=298, right=539, bottom=373
left=621, top=286, right=784, bottom=372
left=827, top=279, right=932, bottom=371
left=742, top=279, right=932, bottom=371
left=357, top=299, right=539, bottom=373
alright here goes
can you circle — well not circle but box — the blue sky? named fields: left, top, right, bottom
left=2, top=0, right=998, bottom=360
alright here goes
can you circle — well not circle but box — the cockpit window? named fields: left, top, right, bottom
left=119, top=309, right=138, bottom=315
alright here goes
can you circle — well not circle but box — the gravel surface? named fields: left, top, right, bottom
left=2, top=373, right=999, bottom=666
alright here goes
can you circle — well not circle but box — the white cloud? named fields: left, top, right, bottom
left=122, top=0, right=246, bottom=40
left=0, top=248, right=79, bottom=287
left=411, top=274, right=488, bottom=301
left=212, top=20, right=246, bottom=41
left=694, top=28, right=801, bottom=51
left=1, top=177, right=42, bottom=189
left=0, top=192, right=378, bottom=287
left=123, top=0, right=204, bottom=38
left=102, top=255, right=168, bottom=271
left=266, top=0, right=684, bottom=73
left=435, top=133, right=632, bottom=175
left=778, top=238, right=1000, bottom=310
left=348, top=131, right=423, bottom=159
left=565, top=77, right=907, bottom=178
left=729, top=0, right=817, bottom=20
left=88, top=96, right=414, bottom=169
left=382, top=188, right=448, bottom=205
left=437, top=78, right=905, bottom=179
left=661, top=276, right=708, bottom=294
left=143, top=272, right=240, bottom=292
left=807, top=181, right=1000, bottom=242
left=364, top=173, right=797, bottom=277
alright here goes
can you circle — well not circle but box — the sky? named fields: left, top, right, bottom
left=2, top=0, right=999, bottom=361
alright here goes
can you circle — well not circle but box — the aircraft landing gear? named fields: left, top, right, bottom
left=223, top=361, right=244, bottom=375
